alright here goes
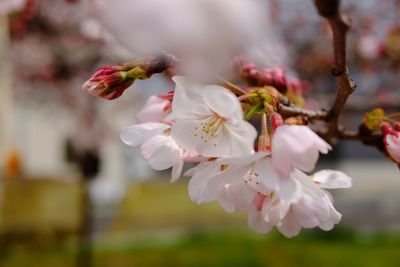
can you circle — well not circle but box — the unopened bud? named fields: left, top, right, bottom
left=271, top=112, right=284, bottom=132
left=240, top=63, right=289, bottom=93
left=83, top=65, right=132, bottom=100
left=240, top=63, right=260, bottom=86
left=262, top=68, right=287, bottom=93
left=83, top=54, right=175, bottom=100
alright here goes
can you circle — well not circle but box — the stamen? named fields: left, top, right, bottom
left=193, top=113, right=226, bottom=145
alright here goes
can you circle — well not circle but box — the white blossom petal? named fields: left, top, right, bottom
left=171, top=76, right=210, bottom=118
left=171, top=160, right=184, bottom=183
left=248, top=210, right=274, bottom=234
left=320, top=202, right=342, bottom=231
left=262, top=197, right=288, bottom=226
left=206, top=165, right=250, bottom=203
left=140, top=134, right=169, bottom=160
left=187, top=161, right=222, bottom=204
left=120, top=122, right=169, bottom=147
left=137, top=96, right=170, bottom=123
left=201, top=85, right=243, bottom=120
left=278, top=212, right=302, bottom=238
left=217, top=181, right=255, bottom=213
left=147, top=141, right=182, bottom=170
left=313, top=170, right=352, bottom=189
left=278, top=178, right=302, bottom=203
left=272, top=125, right=331, bottom=174
left=256, top=158, right=280, bottom=192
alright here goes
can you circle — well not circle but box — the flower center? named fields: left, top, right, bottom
left=194, top=113, right=226, bottom=146
left=244, top=170, right=261, bottom=186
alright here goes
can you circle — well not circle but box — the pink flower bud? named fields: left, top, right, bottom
left=83, top=55, right=175, bottom=100
left=239, top=62, right=289, bottom=93
left=271, top=68, right=286, bottom=86
left=263, top=68, right=287, bottom=93
left=82, top=65, right=133, bottom=100
left=271, top=112, right=284, bottom=132
left=240, top=63, right=260, bottom=85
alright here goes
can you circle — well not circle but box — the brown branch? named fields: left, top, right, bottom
left=314, top=0, right=357, bottom=143
left=338, top=129, right=385, bottom=152
left=278, top=103, right=327, bottom=120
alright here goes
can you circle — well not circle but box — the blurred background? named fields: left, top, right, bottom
left=1, top=0, right=400, bottom=266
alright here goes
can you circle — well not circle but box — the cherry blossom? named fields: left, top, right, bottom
left=186, top=151, right=302, bottom=207
left=271, top=125, right=332, bottom=178
left=248, top=170, right=351, bottom=237
left=276, top=171, right=340, bottom=237
left=171, top=76, right=257, bottom=157
left=186, top=155, right=351, bottom=237
left=312, top=170, right=353, bottom=189
left=120, top=122, right=184, bottom=182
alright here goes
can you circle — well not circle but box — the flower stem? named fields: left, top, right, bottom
left=217, top=77, right=247, bottom=96
left=261, top=113, right=268, bottom=136
left=386, top=113, right=400, bottom=120
left=257, top=113, right=271, bottom=151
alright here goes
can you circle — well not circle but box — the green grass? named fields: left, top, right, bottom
left=1, top=229, right=400, bottom=267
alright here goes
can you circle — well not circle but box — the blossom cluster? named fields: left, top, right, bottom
left=118, top=76, right=352, bottom=237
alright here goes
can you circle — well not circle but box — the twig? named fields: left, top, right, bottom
left=314, top=0, right=357, bottom=143
left=278, top=104, right=327, bottom=120
left=337, top=129, right=385, bottom=152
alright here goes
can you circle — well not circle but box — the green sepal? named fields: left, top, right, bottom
left=245, top=103, right=264, bottom=120
left=363, top=108, right=385, bottom=131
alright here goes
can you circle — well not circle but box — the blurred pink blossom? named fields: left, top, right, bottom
left=89, top=0, right=280, bottom=79
left=0, top=0, right=25, bottom=15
